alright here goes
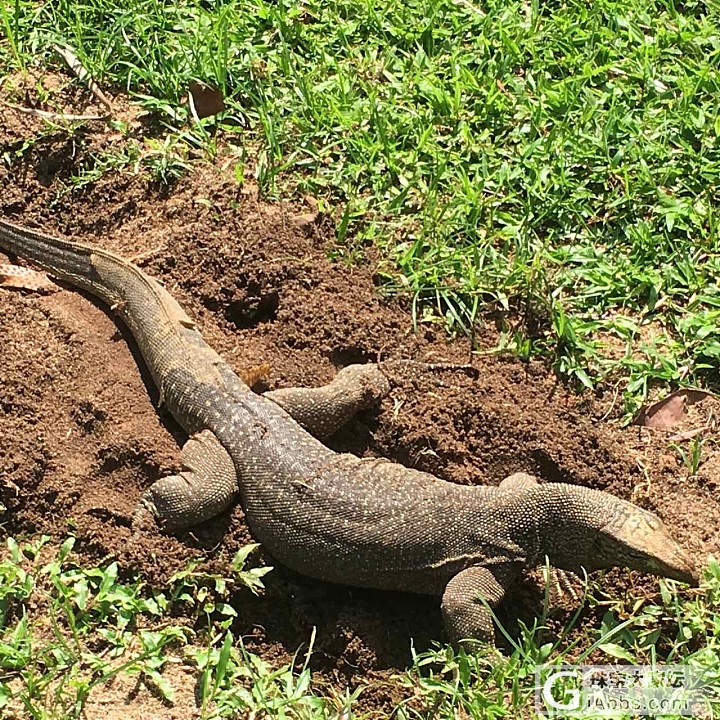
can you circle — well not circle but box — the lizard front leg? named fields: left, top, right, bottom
left=133, top=429, right=237, bottom=531
left=441, top=565, right=516, bottom=648
left=500, top=471, right=540, bottom=491
left=499, top=471, right=584, bottom=600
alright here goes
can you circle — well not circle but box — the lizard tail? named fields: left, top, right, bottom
left=0, top=219, right=115, bottom=303
left=0, top=218, right=185, bottom=325
left=0, top=219, right=96, bottom=273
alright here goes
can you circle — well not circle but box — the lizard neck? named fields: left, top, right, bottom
left=529, top=483, right=612, bottom=569
left=481, top=488, right=545, bottom=567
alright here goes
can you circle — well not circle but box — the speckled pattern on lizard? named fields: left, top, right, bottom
left=0, top=218, right=699, bottom=646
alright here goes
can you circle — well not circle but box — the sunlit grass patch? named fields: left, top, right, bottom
left=2, top=537, right=719, bottom=718
left=2, top=0, right=719, bottom=409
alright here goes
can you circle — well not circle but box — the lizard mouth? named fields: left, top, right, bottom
left=606, top=519, right=700, bottom=586
left=642, top=546, right=699, bottom=585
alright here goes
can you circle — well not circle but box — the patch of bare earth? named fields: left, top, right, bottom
left=0, top=82, right=717, bottom=717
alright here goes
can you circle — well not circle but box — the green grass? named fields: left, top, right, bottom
left=1, top=0, right=720, bottom=411
left=2, top=537, right=720, bottom=718
left=0, top=536, right=335, bottom=719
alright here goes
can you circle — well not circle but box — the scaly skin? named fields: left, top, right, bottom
left=0, top=219, right=699, bottom=645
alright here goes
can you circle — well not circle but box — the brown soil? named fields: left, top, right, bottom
left=1, top=80, right=717, bottom=718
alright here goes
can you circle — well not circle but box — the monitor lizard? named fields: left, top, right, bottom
left=0, top=218, right=698, bottom=645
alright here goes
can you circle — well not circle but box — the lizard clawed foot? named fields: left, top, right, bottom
left=132, top=430, right=238, bottom=532
left=130, top=496, right=159, bottom=534
left=442, top=564, right=516, bottom=649
left=551, top=568, right=585, bottom=603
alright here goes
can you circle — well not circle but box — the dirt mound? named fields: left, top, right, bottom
left=1, top=96, right=717, bottom=714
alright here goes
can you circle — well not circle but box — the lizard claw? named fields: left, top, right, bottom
left=551, top=568, right=585, bottom=603
left=130, top=495, right=159, bottom=534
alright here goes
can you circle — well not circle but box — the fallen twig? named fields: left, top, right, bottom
left=53, top=43, right=113, bottom=115
left=1, top=43, right=112, bottom=122
left=1, top=100, right=108, bottom=122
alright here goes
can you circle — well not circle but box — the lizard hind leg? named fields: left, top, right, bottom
left=263, top=363, right=390, bottom=439
left=132, top=429, right=238, bottom=531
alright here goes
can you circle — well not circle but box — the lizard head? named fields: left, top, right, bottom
left=538, top=484, right=699, bottom=585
